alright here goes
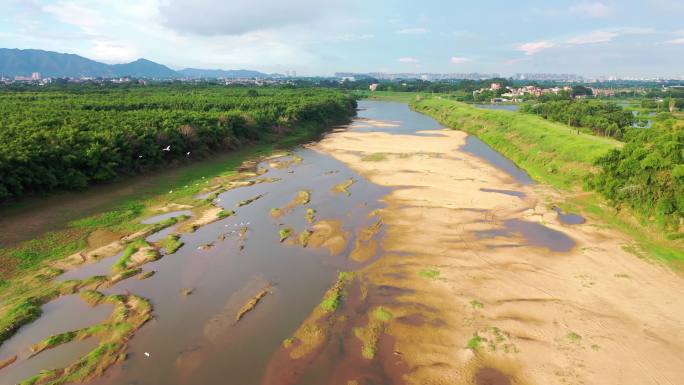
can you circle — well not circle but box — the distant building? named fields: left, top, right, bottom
left=369, top=83, right=378, bottom=91
left=31, top=72, right=41, bottom=80
left=490, top=83, right=502, bottom=91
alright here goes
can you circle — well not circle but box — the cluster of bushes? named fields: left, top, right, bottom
left=0, top=85, right=356, bottom=200
left=521, top=100, right=634, bottom=139
left=592, top=117, right=683, bottom=230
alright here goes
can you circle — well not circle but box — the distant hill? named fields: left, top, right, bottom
left=0, top=48, right=270, bottom=79
left=0, top=48, right=112, bottom=78
left=179, top=68, right=269, bottom=79
left=111, top=58, right=179, bottom=78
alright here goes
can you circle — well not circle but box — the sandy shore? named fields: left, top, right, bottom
left=312, top=127, right=684, bottom=385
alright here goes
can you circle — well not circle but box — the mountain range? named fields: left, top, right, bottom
left=0, top=48, right=270, bottom=79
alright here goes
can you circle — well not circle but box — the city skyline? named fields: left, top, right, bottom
left=1, top=1, right=683, bottom=78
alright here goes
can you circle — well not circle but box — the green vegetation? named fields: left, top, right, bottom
left=566, top=331, right=582, bottom=342
left=294, top=190, right=311, bottom=205
left=298, top=230, right=313, bottom=248
left=159, top=234, right=184, bottom=254
left=79, top=290, right=105, bottom=307
left=467, top=334, right=484, bottom=350
left=320, top=272, right=353, bottom=312
left=361, top=153, right=387, bottom=162
left=373, top=307, right=393, bottom=322
left=470, top=299, right=484, bottom=309
left=521, top=100, right=634, bottom=139
left=237, top=194, right=264, bottom=207
left=217, top=209, right=235, bottom=219
left=419, top=268, right=440, bottom=279
left=305, top=208, right=316, bottom=223
left=19, top=294, right=152, bottom=385
left=591, top=118, right=683, bottom=230
left=278, top=228, right=293, bottom=243
left=0, top=85, right=356, bottom=201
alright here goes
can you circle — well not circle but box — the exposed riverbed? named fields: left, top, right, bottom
left=1, top=101, right=683, bottom=385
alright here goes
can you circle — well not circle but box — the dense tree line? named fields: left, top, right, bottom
left=591, top=116, right=683, bottom=230
left=520, top=100, right=635, bottom=139
left=0, top=85, right=356, bottom=200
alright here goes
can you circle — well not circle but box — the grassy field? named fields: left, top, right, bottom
left=410, top=97, right=683, bottom=267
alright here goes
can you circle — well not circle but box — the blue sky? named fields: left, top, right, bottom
left=1, top=0, right=683, bottom=77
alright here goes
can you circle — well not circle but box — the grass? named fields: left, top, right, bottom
left=470, top=299, right=484, bottom=309
left=373, top=307, right=393, bottom=322
left=419, top=268, right=440, bottom=279
left=410, top=97, right=684, bottom=267
left=217, top=209, right=236, bottom=219
left=20, top=294, right=152, bottom=385
left=306, top=208, right=317, bottom=223
left=279, top=228, right=293, bottom=243
left=467, top=334, right=484, bottom=350
left=79, top=290, right=105, bottom=307
left=566, top=331, right=582, bottom=343
left=159, top=234, right=184, bottom=254
left=237, top=194, right=264, bottom=207
left=299, top=230, right=313, bottom=248
left=361, top=153, right=387, bottom=162
left=320, top=272, right=353, bottom=312
left=294, top=190, right=311, bottom=205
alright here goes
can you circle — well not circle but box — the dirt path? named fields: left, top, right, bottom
left=312, top=127, right=684, bottom=385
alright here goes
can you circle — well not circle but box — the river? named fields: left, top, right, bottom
left=0, top=100, right=614, bottom=385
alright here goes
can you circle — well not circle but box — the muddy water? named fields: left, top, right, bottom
left=0, top=100, right=581, bottom=385
left=82, top=152, right=388, bottom=384
left=0, top=296, right=113, bottom=384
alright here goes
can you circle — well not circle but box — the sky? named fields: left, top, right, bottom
left=1, top=0, right=683, bottom=77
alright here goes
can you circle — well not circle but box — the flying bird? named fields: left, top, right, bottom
left=162, top=145, right=171, bottom=151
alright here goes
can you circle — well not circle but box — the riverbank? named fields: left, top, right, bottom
left=411, top=97, right=683, bottom=268
left=307, top=102, right=684, bottom=385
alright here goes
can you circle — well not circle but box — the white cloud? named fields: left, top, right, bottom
left=568, top=30, right=619, bottom=44
left=43, top=1, right=108, bottom=34
left=569, top=2, right=613, bottom=18
left=664, top=37, right=684, bottom=44
left=159, top=0, right=350, bottom=36
left=450, top=56, right=470, bottom=64
left=397, top=57, right=419, bottom=63
left=90, top=40, right=139, bottom=62
left=329, top=34, right=374, bottom=42
left=517, top=41, right=555, bottom=55
left=396, top=28, right=429, bottom=35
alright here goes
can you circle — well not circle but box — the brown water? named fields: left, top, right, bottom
left=0, top=100, right=577, bottom=385
left=0, top=295, right=113, bottom=384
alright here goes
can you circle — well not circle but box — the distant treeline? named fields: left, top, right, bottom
left=520, top=100, right=635, bottom=139
left=0, top=85, right=356, bottom=200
